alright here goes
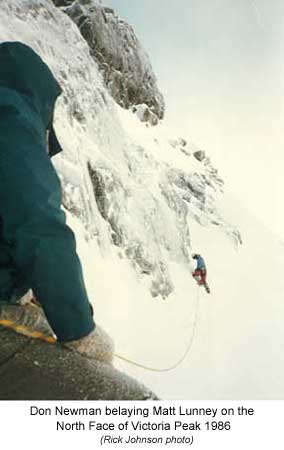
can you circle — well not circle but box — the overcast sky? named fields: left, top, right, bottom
left=104, top=0, right=284, bottom=237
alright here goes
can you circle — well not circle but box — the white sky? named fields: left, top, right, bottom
left=104, top=0, right=284, bottom=238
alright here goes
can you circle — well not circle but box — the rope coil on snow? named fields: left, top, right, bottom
left=114, top=287, right=200, bottom=372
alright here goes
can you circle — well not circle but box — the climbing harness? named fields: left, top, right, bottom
left=113, top=287, right=200, bottom=372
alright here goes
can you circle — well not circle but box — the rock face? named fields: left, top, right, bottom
left=0, top=328, right=158, bottom=400
left=52, top=0, right=165, bottom=125
left=0, top=0, right=241, bottom=300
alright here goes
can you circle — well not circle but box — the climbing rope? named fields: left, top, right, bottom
left=0, top=287, right=200, bottom=370
left=113, top=287, right=200, bottom=372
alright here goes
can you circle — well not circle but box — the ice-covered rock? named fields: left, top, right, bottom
left=51, top=0, right=165, bottom=124
left=0, top=0, right=240, bottom=299
left=132, top=104, right=159, bottom=127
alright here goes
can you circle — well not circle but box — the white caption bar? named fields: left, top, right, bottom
left=0, top=400, right=282, bottom=450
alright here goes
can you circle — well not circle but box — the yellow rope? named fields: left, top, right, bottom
left=0, top=287, right=200, bottom=370
left=0, top=319, right=57, bottom=344
left=114, top=287, right=200, bottom=372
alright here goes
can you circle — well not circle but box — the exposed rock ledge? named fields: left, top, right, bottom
left=0, top=328, right=158, bottom=400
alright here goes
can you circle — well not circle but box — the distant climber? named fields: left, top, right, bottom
left=192, top=254, right=210, bottom=294
left=0, top=41, right=113, bottom=362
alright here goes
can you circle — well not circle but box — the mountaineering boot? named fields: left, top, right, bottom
left=0, top=304, right=114, bottom=363
left=204, top=283, right=210, bottom=294
left=63, top=325, right=114, bottom=365
left=0, top=303, right=56, bottom=343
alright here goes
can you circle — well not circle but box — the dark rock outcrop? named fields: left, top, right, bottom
left=52, top=0, right=165, bottom=124
left=193, top=150, right=206, bottom=162
left=52, top=0, right=73, bottom=6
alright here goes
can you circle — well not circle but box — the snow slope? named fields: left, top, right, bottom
left=1, top=0, right=283, bottom=399
left=69, top=191, right=284, bottom=400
